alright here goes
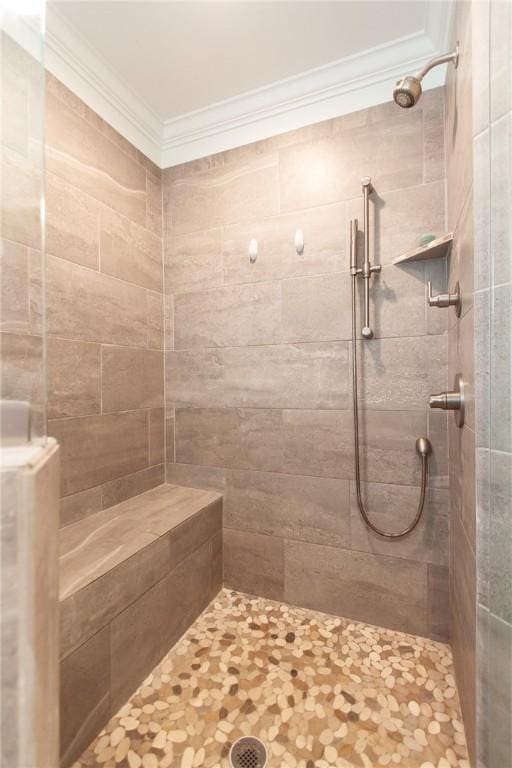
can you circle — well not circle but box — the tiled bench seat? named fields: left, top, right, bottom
left=59, top=484, right=222, bottom=767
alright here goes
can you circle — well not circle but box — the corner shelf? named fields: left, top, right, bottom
left=392, top=233, right=453, bottom=265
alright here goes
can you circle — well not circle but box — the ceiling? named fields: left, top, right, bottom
left=52, top=1, right=427, bottom=121
left=45, top=1, right=453, bottom=167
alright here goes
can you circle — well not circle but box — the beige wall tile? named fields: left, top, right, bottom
left=167, top=342, right=350, bottom=409
left=223, top=528, right=284, bottom=601
left=99, top=207, right=162, bottom=292
left=164, top=152, right=279, bottom=235
left=284, top=540, right=428, bottom=636
left=101, top=345, right=164, bottom=412
left=146, top=170, right=163, bottom=238
left=428, top=563, right=449, bottom=641
left=101, top=465, right=164, bottom=510
left=2, top=147, right=43, bottom=250
left=49, top=411, right=149, bottom=496
left=46, top=173, right=100, bottom=269
left=46, top=91, right=146, bottom=225
left=0, top=239, right=30, bottom=333
left=450, top=509, right=476, bottom=757
left=149, top=407, right=165, bottom=466
left=174, top=282, right=282, bottom=349
left=222, top=203, right=346, bottom=285
left=147, top=290, right=164, bottom=350
left=165, top=228, right=223, bottom=294
left=279, top=110, right=423, bottom=212
left=60, top=487, right=103, bottom=529
left=350, top=482, right=449, bottom=565
left=224, top=469, right=350, bottom=549
left=47, top=256, right=148, bottom=347
left=357, top=335, right=447, bottom=411
left=175, top=407, right=284, bottom=473
left=110, top=539, right=213, bottom=710
left=346, top=181, right=446, bottom=267
left=59, top=625, right=110, bottom=767
left=282, top=273, right=351, bottom=342
left=48, top=338, right=101, bottom=419
left=422, top=88, right=446, bottom=183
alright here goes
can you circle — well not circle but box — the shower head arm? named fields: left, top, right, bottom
left=416, top=46, right=459, bottom=81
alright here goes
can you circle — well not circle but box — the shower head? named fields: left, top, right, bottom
left=393, top=45, right=459, bottom=109
left=393, top=75, right=422, bottom=108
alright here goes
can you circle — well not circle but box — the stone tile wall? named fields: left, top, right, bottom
left=164, top=90, right=450, bottom=641
left=44, top=75, right=165, bottom=526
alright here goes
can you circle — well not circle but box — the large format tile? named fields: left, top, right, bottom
left=223, top=529, right=284, bottom=601
left=282, top=272, right=351, bottom=342
left=346, top=181, right=446, bottom=267
left=175, top=407, right=284, bottom=473
left=1, top=148, right=43, bottom=250
left=428, top=564, right=450, bottom=642
left=46, top=172, right=100, bottom=269
left=284, top=540, right=428, bottom=636
left=174, top=281, right=282, bottom=349
left=46, top=91, right=146, bottom=225
left=279, top=110, right=423, bottom=212
left=49, top=411, right=149, bottom=496
left=350, top=482, right=449, bottom=565
left=47, top=337, right=101, bottom=419
left=101, top=345, right=164, bottom=412
left=99, top=207, right=162, bottom=292
left=357, top=334, right=447, bottom=411
left=47, top=256, right=148, bottom=347
left=450, top=509, right=476, bottom=758
left=167, top=342, right=350, bottom=409
left=110, top=538, right=213, bottom=710
left=222, top=203, right=346, bottom=285
left=224, top=469, right=350, bottom=548
left=164, top=152, right=279, bottom=234
left=164, top=228, right=223, bottom=294
left=60, top=625, right=111, bottom=768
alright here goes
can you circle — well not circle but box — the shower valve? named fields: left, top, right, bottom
left=427, top=281, right=462, bottom=317
left=429, top=374, right=465, bottom=428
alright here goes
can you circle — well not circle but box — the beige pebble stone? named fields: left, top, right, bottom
left=319, top=729, right=333, bottom=746
left=152, top=731, right=167, bottom=750
left=324, top=745, right=337, bottom=763
left=141, top=754, right=158, bottom=768
left=181, top=747, right=195, bottom=768
left=110, top=727, right=125, bottom=748
left=428, top=721, right=441, bottom=735
left=127, top=751, right=142, bottom=768
left=95, top=736, right=110, bottom=754
left=168, top=730, right=188, bottom=743
left=120, top=718, right=139, bottom=732
left=114, top=738, right=130, bottom=763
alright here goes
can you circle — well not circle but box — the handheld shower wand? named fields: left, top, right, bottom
left=350, top=177, right=381, bottom=339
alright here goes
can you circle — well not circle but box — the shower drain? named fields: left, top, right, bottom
left=229, top=737, right=268, bottom=768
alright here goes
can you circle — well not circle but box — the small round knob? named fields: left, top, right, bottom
left=362, top=326, right=373, bottom=339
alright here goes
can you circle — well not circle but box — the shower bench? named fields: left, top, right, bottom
left=58, top=483, right=223, bottom=767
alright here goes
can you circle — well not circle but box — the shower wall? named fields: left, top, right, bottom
left=444, top=1, right=477, bottom=760
left=44, top=76, right=165, bottom=527
left=164, top=89, right=450, bottom=640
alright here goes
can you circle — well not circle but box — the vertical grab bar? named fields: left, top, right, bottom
left=360, top=176, right=381, bottom=339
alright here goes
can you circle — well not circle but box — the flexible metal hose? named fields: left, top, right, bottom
left=351, top=273, right=428, bottom=538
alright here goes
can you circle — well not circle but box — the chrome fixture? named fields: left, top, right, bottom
left=393, top=45, right=459, bottom=108
left=229, top=738, right=268, bottom=768
left=427, top=280, right=462, bottom=317
left=350, top=178, right=431, bottom=538
left=429, top=373, right=465, bottom=427
left=350, top=177, right=381, bottom=339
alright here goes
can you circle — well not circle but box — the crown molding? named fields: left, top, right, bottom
left=45, top=6, right=162, bottom=164
left=19, top=2, right=452, bottom=169
left=160, top=29, right=445, bottom=167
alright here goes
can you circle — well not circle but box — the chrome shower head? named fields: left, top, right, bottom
left=393, top=45, right=459, bottom=109
left=393, top=75, right=422, bottom=108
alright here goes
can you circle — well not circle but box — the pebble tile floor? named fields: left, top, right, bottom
left=75, top=590, right=469, bottom=768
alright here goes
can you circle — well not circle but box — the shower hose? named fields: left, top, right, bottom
left=350, top=273, right=429, bottom=539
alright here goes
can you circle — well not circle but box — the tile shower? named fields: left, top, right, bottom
left=1, top=1, right=510, bottom=767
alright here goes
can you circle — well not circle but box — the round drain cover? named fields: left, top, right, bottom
left=229, top=737, right=268, bottom=768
